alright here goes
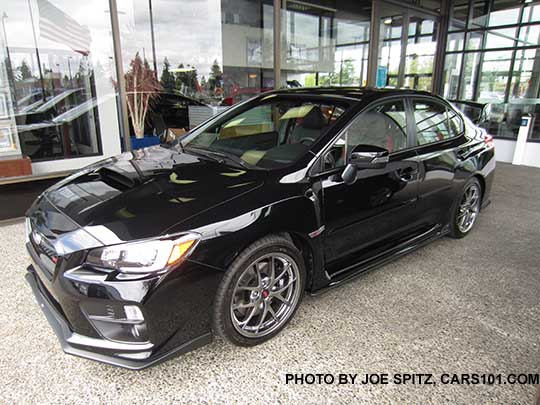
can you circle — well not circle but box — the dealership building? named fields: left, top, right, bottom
left=0, top=0, right=539, bottom=218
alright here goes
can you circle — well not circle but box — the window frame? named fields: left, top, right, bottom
left=409, top=96, right=466, bottom=148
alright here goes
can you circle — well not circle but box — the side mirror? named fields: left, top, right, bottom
left=342, top=145, right=389, bottom=185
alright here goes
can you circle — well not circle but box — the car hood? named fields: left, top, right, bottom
left=41, top=146, right=266, bottom=243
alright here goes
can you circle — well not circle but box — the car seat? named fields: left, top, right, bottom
left=289, top=106, right=327, bottom=144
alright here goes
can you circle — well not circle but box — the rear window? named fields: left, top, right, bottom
left=413, top=99, right=464, bottom=145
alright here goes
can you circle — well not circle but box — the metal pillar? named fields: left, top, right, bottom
left=109, top=0, right=131, bottom=152
left=273, top=0, right=281, bottom=89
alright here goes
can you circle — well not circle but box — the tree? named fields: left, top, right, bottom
left=174, top=63, right=198, bottom=94
left=124, top=52, right=160, bottom=138
left=17, top=60, right=33, bottom=81
left=319, top=59, right=357, bottom=86
left=208, top=59, right=222, bottom=91
left=160, top=57, right=175, bottom=91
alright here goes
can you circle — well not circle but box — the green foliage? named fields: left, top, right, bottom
left=16, top=60, right=33, bottom=81
left=174, top=63, right=198, bottom=93
left=317, top=59, right=358, bottom=86
left=160, top=57, right=175, bottom=91
left=207, top=59, right=222, bottom=92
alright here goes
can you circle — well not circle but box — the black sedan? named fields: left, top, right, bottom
left=25, top=87, right=495, bottom=369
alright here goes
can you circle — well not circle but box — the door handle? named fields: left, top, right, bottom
left=397, top=167, right=419, bottom=182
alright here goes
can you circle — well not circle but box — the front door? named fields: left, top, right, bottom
left=318, top=98, right=421, bottom=275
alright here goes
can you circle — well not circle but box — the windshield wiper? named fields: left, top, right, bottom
left=185, top=146, right=256, bottom=170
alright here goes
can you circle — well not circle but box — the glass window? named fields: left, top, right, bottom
left=510, top=49, right=540, bottom=99
left=488, top=1, right=521, bottom=27
left=127, top=0, right=276, bottom=107
left=442, top=53, right=463, bottom=99
left=404, top=35, right=437, bottom=91
left=1, top=0, right=119, bottom=168
left=449, top=1, right=469, bottom=32
left=522, top=5, right=540, bottom=23
left=442, top=0, right=540, bottom=142
left=484, top=28, right=517, bottom=49
left=469, top=0, right=490, bottom=29
left=460, top=52, right=482, bottom=99
left=281, top=1, right=372, bottom=88
left=477, top=50, right=512, bottom=102
left=413, top=100, right=462, bottom=145
left=322, top=99, right=407, bottom=171
left=518, top=25, right=540, bottom=47
left=466, top=31, right=484, bottom=50
left=181, top=97, right=348, bottom=169
left=447, top=32, right=465, bottom=52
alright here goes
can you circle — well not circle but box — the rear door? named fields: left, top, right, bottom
left=410, top=96, right=468, bottom=228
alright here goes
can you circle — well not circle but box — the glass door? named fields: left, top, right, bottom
left=376, top=2, right=439, bottom=91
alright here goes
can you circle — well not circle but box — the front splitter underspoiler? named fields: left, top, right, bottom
left=25, top=267, right=212, bottom=370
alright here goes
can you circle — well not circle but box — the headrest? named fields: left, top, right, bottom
left=301, top=106, right=327, bottom=130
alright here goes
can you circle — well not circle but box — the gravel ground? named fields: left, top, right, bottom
left=0, top=162, right=539, bottom=404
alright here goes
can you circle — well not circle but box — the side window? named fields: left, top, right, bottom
left=413, top=100, right=463, bottom=145
left=322, top=99, right=408, bottom=171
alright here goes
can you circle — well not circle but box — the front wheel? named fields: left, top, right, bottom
left=449, top=178, right=482, bottom=238
left=212, top=235, right=305, bottom=346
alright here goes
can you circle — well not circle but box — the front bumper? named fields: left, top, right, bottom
left=26, top=266, right=212, bottom=370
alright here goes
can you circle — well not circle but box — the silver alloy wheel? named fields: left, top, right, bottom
left=230, top=253, right=301, bottom=338
left=457, top=183, right=481, bottom=233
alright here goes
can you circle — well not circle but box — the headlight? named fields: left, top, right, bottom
left=85, top=233, right=200, bottom=274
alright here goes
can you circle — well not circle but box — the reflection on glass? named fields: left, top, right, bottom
left=181, top=97, right=349, bottom=169
left=510, top=49, right=540, bottom=100
left=281, top=1, right=371, bottom=88
left=442, top=0, right=540, bottom=141
left=442, top=53, right=462, bottom=99
left=522, top=5, right=540, bottom=23
left=477, top=50, right=512, bottom=102
left=460, top=52, right=481, bottom=99
left=449, top=1, right=468, bottom=31
left=488, top=1, right=520, bottom=27
left=484, top=28, right=517, bottom=49
left=469, top=0, right=489, bottom=29
left=1, top=0, right=119, bottom=163
left=518, top=25, right=540, bottom=47
left=377, top=3, right=437, bottom=91
left=404, top=18, right=437, bottom=91
left=466, top=31, right=484, bottom=50
left=447, top=32, right=464, bottom=52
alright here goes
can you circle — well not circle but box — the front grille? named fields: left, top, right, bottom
left=39, top=237, right=57, bottom=259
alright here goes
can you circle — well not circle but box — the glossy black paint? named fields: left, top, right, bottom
left=25, top=88, right=495, bottom=368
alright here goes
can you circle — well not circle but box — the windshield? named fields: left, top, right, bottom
left=179, top=96, right=349, bottom=169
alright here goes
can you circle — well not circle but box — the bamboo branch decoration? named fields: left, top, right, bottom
left=124, top=53, right=160, bottom=139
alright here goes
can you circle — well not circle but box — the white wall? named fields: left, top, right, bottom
left=493, top=139, right=516, bottom=163
left=493, top=138, right=540, bottom=168
left=521, top=142, right=540, bottom=168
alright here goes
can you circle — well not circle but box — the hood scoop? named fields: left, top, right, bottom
left=98, top=166, right=140, bottom=190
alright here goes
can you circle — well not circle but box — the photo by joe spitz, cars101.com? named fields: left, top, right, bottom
left=25, top=87, right=495, bottom=369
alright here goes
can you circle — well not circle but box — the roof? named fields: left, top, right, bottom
left=264, top=86, right=434, bottom=102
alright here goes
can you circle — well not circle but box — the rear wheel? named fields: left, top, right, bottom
left=212, top=235, right=305, bottom=346
left=450, top=178, right=482, bottom=238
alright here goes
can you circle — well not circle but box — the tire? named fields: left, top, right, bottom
left=212, top=234, right=306, bottom=346
left=449, top=177, right=482, bottom=239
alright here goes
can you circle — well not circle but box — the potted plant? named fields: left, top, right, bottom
left=124, top=53, right=160, bottom=149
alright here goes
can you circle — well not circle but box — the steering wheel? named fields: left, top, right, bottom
left=299, top=137, right=316, bottom=146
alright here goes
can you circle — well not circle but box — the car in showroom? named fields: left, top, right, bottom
left=25, top=87, right=495, bottom=369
